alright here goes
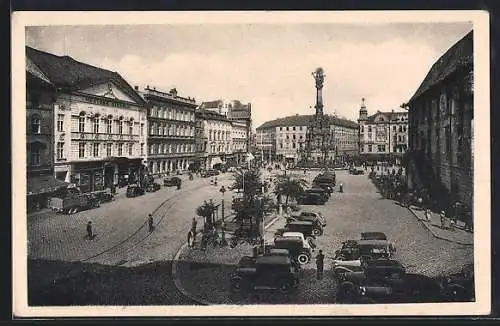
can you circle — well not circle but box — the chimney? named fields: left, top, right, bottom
left=134, top=86, right=139, bottom=91
left=170, top=88, right=178, bottom=96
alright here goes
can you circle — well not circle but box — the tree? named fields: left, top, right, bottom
left=232, top=168, right=263, bottom=200
left=274, top=175, right=308, bottom=210
left=196, top=200, right=218, bottom=227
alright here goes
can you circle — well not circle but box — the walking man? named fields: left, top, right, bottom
left=424, top=208, right=432, bottom=222
left=440, top=211, right=447, bottom=229
left=86, top=221, right=93, bottom=240
left=316, top=249, right=325, bottom=280
left=148, top=214, right=154, bottom=232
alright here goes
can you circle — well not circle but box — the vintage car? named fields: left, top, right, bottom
left=336, top=259, right=445, bottom=303
left=312, top=182, right=334, bottom=194
left=146, top=182, right=161, bottom=192
left=48, top=193, right=101, bottom=214
left=303, top=188, right=330, bottom=201
left=273, top=235, right=313, bottom=265
left=201, top=169, right=220, bottom=178
left=439, top=264, right=475, bottom=302
left=313, top=172, right=336, bottom=187
left=126, top=184, right=145, bottom=198
left=349, top=168, right=365, bottom=175
left=275, top=220, right=323, bottom=238
left=296, top=193, right=327, bottom=205
left=92, top=190, right=114, bottom=203
left=289, top=210, right=327, bottom=227
left=361, top=232, right=388, bottom=241
left=164, top=176, right=181, bottom=187
left=230, top=255, right=300, bottom=294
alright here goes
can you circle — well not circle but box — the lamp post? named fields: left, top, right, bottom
left=219, top=185, right=226, bottom=243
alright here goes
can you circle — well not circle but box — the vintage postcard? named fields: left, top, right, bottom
left=12, top=11, right=491, bottom=317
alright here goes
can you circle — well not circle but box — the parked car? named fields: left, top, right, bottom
left=230, top=255, right=300, bottom=294
left=314, top=172, right=336, bottom=187
left=359, top=232, right=396, bottom=253
left=439, top=264, right=475, bottom=302
left=288, top=210, right=326, bottom=227
left=296, top=193, right=326, bottom=205
left=334, top=239, right=395, bottom=261
left=126, top=184, right=145, bottom=198
left=164, top=177, right=181, bottom=187
left=273, top=234, right=314, bottom=265
left=349, top=168, right=365, bottom=175
left=313, top=182, right=334, bottom=194
left=304, top=188, right=330, bottom=201
left=92, top=190, right=114, bottom=203
left=336, top=259, right=444, bottom=303
left=48, top=194, right=101, bottom=215
left=201, top=169, right=219, bottom=177
left=146, top=182, right=161, bottom=192
left=275, top=220, right=323, bottom=238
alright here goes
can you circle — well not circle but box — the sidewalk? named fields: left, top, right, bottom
left=172, top=213, right=336, bottom=305
left=407, top=205, right=473, bottom=246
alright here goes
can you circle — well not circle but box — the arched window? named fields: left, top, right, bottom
left=31, top=115, right=41, bottom=134
left=107, top=115, right=113, bottom=133
left=93, top=114, right=100, bottom=133
left=118, top=116, right=124, bottom=134
left=78, top=112, right=86, bottom=133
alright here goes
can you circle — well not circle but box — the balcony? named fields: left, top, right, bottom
left=71, top=132, right=140, bottom=142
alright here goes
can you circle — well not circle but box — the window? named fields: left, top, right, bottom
left=360, top=126, right=364, bottom=133
left=93, top=143, right=99, bottom=157
left=129, top=143, right=133, bottom=156
left=118, top=143, right=124, bottom=156
left=280, top=127, right=283, bottom=131
left=92, top=118, right=99, bottom=133
left=79, top=142, right=86, bottom=158
left=292, top=142, right=296, bottom=149
left=129, top=122, right=133, bottom=135
left=368, top=126, right=372, bottom=132
left=79, top=116, right=85, bottom=133
left=107, top=119, right=112, bottom=133
left=31, top=147, right=40, bottom=166
left=140, top=123, right=144, bottom=136
left=293, top=126, right=296, bottom=131
left=286, top=127, right=289, bottom=131
left=293, top=134, right=296, bottom=140
left=106, top=143, right=112, bottom=156
left=368, top=144, right=372, bottom=152
left=141, top=143, right=144, bottom=156
left=57, top=114, right=64, bottom=132
left=286, top=135, right=289, bottom=140
left=445, top=126, right=451, bottom=159
left=118, top=120, right=123, bottom=134
left=57, top=142, right=64, bottom=160
left=392, top=125, right=396, bottom=132
left=280, top=142, right=283, bottom=149
left=31, top=117, right=41, bottom=134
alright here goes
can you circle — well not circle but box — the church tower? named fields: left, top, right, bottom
left=358, top=97, right=368, bottom=121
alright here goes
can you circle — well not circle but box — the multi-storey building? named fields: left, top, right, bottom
left=256, top=114, right=358, bottom=164
left=358, top=99, right=409, bottom=161
left=404, top=30, right=473, bottom=209
left=230, top=120, right=248, bottom=166
left=26, top=54, right=66, bottom=211
left=27, top=46, right=148, bottom=193
left=140, top=86, right=197, bottom=175
left=195, top=109, right=233, bottom=170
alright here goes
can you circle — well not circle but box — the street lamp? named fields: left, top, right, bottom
left=219, top=185, right=227, bottom=243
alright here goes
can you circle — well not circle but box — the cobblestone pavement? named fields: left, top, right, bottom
left=174, top=170, right=474, bottom=304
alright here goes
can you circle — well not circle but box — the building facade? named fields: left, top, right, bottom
left=358, top=99, right=409, bottom=161
left=405, top=30, right=473, bottom=209
left=195, top=109, right=233, bottom=170
left=256, top=114, right=359, bottom=164
left=27, top=46, right=149, bottom=193
left=230, top=120, right=248, bottom=166
left=140, top=86, right=197, bottom=175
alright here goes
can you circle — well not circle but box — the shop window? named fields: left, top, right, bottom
left=31, top=116, right=41, bottom=134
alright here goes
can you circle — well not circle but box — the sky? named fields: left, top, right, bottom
left=26, top=22, right=473, bottom=129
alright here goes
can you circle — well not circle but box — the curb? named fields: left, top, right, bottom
left=406, top=207, right=473, bottom=246
left=171, top=214, right=285, bottom=305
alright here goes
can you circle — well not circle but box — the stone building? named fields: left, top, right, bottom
left=405, top=30, right=473, bottom=209
left=140, top=86, right=197, bottom=175
left=230, top=120, right=248, bottom=166
left=26, top=46, right=148, bottom=193
left=358, top=99, right=409, bottom=162
left=26, top=55, right=67, bottom=211
left=256, top=114, right=359, bottom=165
left=195, top=109, right=233, bottom=170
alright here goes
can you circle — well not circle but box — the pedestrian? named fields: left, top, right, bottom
left=191, top=217, right=198, bottom=239
left=86, top=221, right=93, bottom=239
left=148, top=214, right=154, bottom=232
left=316, top=249, right=325, bottom=279
left=424, top=208, right=432, bottom=222
left=440, top=211, right=447, bottom=229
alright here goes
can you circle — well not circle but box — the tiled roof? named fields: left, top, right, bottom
left=256, top=114, right=358, bottom=130
left=195, top=108, right=230, bottom=122
left=200, top=100, right=223, bottom=109
left=408, top=30, right=473, bottom=104
left=26, top=46, right=146, bottom=105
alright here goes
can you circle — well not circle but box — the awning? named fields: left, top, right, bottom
left=27, top=175, right=69, bottom=196
left=211, top=157, right=223, bottom=166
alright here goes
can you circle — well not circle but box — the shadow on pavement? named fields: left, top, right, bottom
left=28, top=259, right=197, bottom=306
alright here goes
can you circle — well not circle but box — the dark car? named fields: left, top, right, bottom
left=230, top=255, right=299, bottom=294
left=93, top=191, right=114, bottom=203
left=304, top=188, right=330, bottom=201
left=313, top=182, right=334, bottom=194
left=275, top=220, right=323, bottom=238
left=126, top=184, right=145, bottom=198
left=164, top=177, right=181, bottom=187
left=361, top=232, right=388, bottom=241
left=296, top=193, right=326, bottom=205
left=349, top=168, right=365, bottom=175
left=314, top=172, right=336, bottom=187
left=335, top=239, right=395, bottom=261
left=201, top=169, right=219, bottom=178
left=287, top=211, right=326, bottom=228
left=439, top=264, right=475, bottom=302
left=273, top=235, right=313, bottom=265
left=336, top=259, right=444, bottom=303
left=146, top=182, right=161, bottom=192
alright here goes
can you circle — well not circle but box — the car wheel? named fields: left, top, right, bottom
left=297, top=253, right=310, bottom=265
left=279, top=282, right=291, bottom=293
left=312, top=228, right=322, bottom=236
left=337, top=281, right=357, bottom=302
